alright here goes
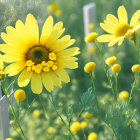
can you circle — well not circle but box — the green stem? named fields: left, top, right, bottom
left=2, top=88, right=27, bottom=140
left=90, top=71, right=99, bottom=108
left=134, top=35, right=140, bottom=62
left=128, top=73, right=137, bottom=104
left=47, top=93, right=77, bottom=140
left=82, top=129, right=87, bottom=140
left=115, top=73, right=118, bottom=101
left=78, top=108, right=85, bottom=119
left=38, top=95, right=49, bottom=120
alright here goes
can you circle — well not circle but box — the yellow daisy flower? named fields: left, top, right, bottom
left=0, top=14, right=80, bottom=94
left=97, top=5, right=140, bottom=47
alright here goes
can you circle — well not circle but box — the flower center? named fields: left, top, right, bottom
left=27, top=46, right=49, bottom=64
left=26, top=46, right=57, bottom=73
left=115, top=23, right=130, bottom=37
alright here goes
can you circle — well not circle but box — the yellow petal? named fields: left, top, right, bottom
left=0, top=44, right=8, bottom=53
left=97, top=34, right=114, bottom=42
left=6, top=26, right=15, bottom=35
left=41, top=72, right=53, bottom=92
left=100, top=23, right=114, bottom=34
left=130, top=10, right=140, bottom=26
left=57, top=47, right=80, bottom=57
left=25, top=13, right=39, bottom=45
left=31, top=73, right=42, bottom=94
left=18, top=68, right=33, bottom=87
left=40, top=16, right=54, bottom=45
left=108, top=38, right=119, bottom=47
left=0, top=54, right=3, bottom=69
left=4, top=61, right=26, bottom=76
left=55, top=68, right=70, bottom=83
left=118, top=38, right=124, bottom=46
left=132, top=24, right=140, bottom=32
left=118, top=6, right=128, bottom=23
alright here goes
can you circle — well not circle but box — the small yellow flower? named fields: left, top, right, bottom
left=47, top=2, right=58, bottom=12
left=33, top=110, right=40, bottom=118
left=85, top=32, right=98, bottom=43
left=14, top=89, right=26, bottom=102
left=80, top=121, right=88, bottom=128
left=9, top=120, right=15, bottom=125
left=55, top=9, right=62, bottom=17
left=5, top=138, right=14, bottom=140
left=88, top=132, right=98, bottom=140
left=84, top=62, right=96, bottom=73
left=131, top=64, right=140, bottom=72
left=70, top=122, right=81, bottom=133
left=48, top=127, right=55, bottom=133
left=88, top=24, right=94, bottom=30
left=119, top=91, right=129, bottom=100
left=105, top=56, right=117, bottom=65
left=112, top=64, right=121, bottom=72
left=16, top=128, right=21, bottom=133
left=84, top=112, right=94, bottom=119
left=88, top=46, right=95, bottom=54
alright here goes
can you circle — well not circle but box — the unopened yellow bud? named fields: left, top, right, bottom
left=55, top=10, right=62, bottom=17
left=119, top=91, right=129, bottom=100
left=84, top=62, right=96, bottom=73
left=112, top=64, right=121, bottom=72
left=80, top=121, right=88, bottom=128
left=131, top=64, right=140, bottom=72
left=88, top=132, right=98, bottom=140
left=33, top=110, right=40, bottom=118
left=85, top=32, right=98, bottom=43
left=14, top=89, right=26, bottom=102
left=105, top=56, right=117, bottom=65
left=70, top=122, right=81, bottom=133
left=88, top=24, right=94, bottom=30
left=5, top=138, right=14, bottom=140
left=84, top=112, right=94, bottom=119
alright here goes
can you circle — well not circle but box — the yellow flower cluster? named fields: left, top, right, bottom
left=85, top=32, right=98, bottom=43
left=88, top=132, right=98, bottom=140
left=33, top=110, right=40, bottom=118
left=14, top=89, right=26, bottom=102
left=131, top=64, right=140, bottom=72
left=119, top=91, right=129, bottom=100
left=70, top=121, right=88, bottom=133
left=84, top=62, right=96, bottom=73
left=25, top=52, right=57, bottom=74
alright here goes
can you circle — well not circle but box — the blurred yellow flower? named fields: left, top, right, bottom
left=5, top=138, right=14, bottom=140
left=85, top=32, right=98, bottom=43
left=16, top=128, right=21, bottom=133
left=33, top=110, right=40, bottom=118
left=112, top=64, right=121, bottom=72
left=88, top=132, right=98, bottom=140
left=55, top=9, right=62, bottom=17
left=14, top=89, right=26, bottom=102
left=97, top=6, right=140, bottom=47
left=47, top=2, right=58, bottom=12
left=88, top=24, right=94, bottom=30
left=9, top=120, right=15, bottom=125
left=105, top=56, right=117, bottom=65
left=70, top=122, right=81, bottom=133
left=48, top=127, right=55, bottom=133
left=88, top=46, right=95, bottom=54
left=119, top=91, right=129, bottom=100
left=131, top=64, right=140, bottom=72
left=84, top=62, right=96, bottom=73
left=84, top=112, right=94, bottom=119
left=1, top=14, right=79, bottom=94
left=80, top=121, right=88, bottom=128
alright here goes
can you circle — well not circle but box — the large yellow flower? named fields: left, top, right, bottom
left=97, top=6, right=140, bottom=47
left=0, top=14, right=80, bottom=94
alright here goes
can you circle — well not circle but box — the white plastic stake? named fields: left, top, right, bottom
left=0, top=85, right=14, bottom=140
left=83, top=3, right=96, bottom=37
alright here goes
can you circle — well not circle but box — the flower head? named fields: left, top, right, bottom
left=105, top=56, right=117, bottom=65
left=1, top=14, right=79, bottom=94
left=84, top=62, right=96, bottom=73
left=84, top=112, right=94, bottom=119
left=119, top=91, right=129, bottom=100
left=85, top=32, right=98, bottom=43
left=131, top=64, right=140, bottom=72
left=5, top=138, right=14, bottom=140
left=70, top=122, right=81, bottom=133
left=97, top=6, right=140, bottom=47
left=14, top=89, right=26, bottom=101
left=33, top=110, right=40, bottom=118
left=80, top=121, right=88, bottom=128
left=47, top=2, right=58, bottom=12
left=112, top=64, right=121, bottom=72
left=55, top=10, right=62, bottom=17
left=88, top=132, right=98, bottom=140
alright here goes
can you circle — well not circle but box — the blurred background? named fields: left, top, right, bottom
left=0, top=0, right=140, bottom=139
